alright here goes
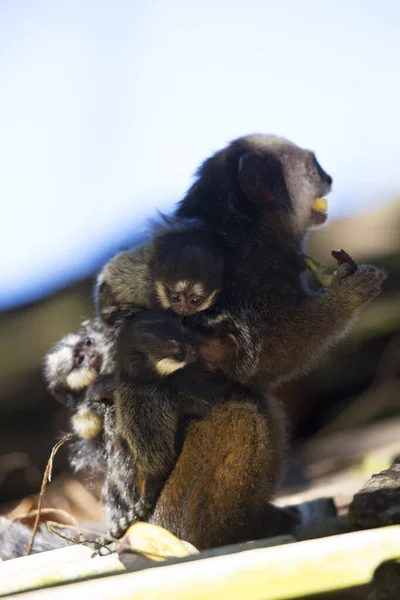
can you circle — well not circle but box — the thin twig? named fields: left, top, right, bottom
left=26, top=434, right=72, bottom=555
left=46, top=520, right=189, bottom=561
left=46, top=522, right=114, bottom=554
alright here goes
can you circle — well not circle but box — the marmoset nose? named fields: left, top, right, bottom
left=89, top=352, right=102, bottom=370
left=315, top=160, right=333, bottom=187
left=176, top=300, right=190, bottom=315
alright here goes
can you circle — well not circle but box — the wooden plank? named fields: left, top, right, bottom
left=0, top=547, right=123, bottom=596
left=0, top=544, right=93, bottom=574
left=7, top=526, right=400, bottom=600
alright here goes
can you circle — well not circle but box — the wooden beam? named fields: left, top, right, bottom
left=8, top=526, right=400, bottom=600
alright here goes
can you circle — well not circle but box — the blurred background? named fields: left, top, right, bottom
left=0, top=0, right=399, bottom=522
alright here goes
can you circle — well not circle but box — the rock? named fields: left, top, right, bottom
left=348, top=457, right=400, bottom=530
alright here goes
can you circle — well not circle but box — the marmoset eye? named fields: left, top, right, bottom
left=175, top=348, right=186, bottom=361
left=191, top=297, right=203, bottom=306
left=76, top=355, right=85, bottom=367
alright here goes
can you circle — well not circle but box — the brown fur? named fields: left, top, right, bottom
left=198, top=334, right=235, bottom=365
left=198, top=263, right=386, bottom=385
left=151, top=395, right=292, bottom=550
left=255, top=263, right=385, bottom=383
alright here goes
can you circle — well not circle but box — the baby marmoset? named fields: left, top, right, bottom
left=44, top=318, right=137, bottom=524
left=113, top=309, right=234, bottom=530
left=96, top=228, right=226, bottom=323
left=44, top=317, right=115, bottom=446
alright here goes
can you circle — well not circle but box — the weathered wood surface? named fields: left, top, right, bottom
left=5, top=526, right=400, bottom=600
left=0, top=545, right=123, bottom=596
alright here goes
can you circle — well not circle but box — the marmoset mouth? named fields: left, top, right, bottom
left=310, top=208, right=328, bottom=226
left=89, top=353, right=103, bottom=373
left=310, top=197, right=328, bottom=226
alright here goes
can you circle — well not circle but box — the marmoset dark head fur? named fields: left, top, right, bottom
left=176, top=133, right=332, bottom=244
left=44, top=318, right=115, bottom=405
left=116, top=310, right=199, bottom=378
left=150, top=230, right=225, bottom=316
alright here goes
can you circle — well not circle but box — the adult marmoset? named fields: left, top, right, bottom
left=173, top=133, right=386, bottom=385
left=148, top=134, right=385, bottom=549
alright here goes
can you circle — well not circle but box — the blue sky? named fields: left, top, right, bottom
left=1, top=0, right=400, bottom=310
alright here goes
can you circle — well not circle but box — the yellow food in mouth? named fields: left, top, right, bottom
left=312, top=197, right=328, bottom=213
